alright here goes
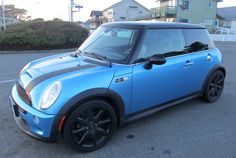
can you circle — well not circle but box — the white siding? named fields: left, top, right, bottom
left=0, top=17, right=19, bottom=28
left=231, top=21, right=236, bottom=31
left=210, top=34, right=236, bottom=41
left=103, top=9, right=115, bottom=21
left=103, top=0, right=150, bottom=22
left=160, top=0, right=176, bottom=7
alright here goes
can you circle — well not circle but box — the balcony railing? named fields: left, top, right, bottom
left=151, top=6, right=177, bottom=18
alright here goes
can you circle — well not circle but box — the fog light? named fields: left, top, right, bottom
left=33, top=116, right=40, bottom=124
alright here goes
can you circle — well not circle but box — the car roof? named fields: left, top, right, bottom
left=102, top=21, right=205, bottom=29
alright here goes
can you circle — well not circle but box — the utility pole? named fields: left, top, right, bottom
left=70, top=0, right=74, bottom=22
left=1, top=0, right=6, bottom=31
left=69, top=0, right=83, bottom=23
left=68, top=3, right=71, bottom=21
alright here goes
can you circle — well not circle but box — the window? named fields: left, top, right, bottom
left=79, top=26, right=140, bottom=63
left=138, top=29, right=185, bottom=59
left=129, top=6, right=138, bottom=9
left=183, top=29, right=215, bottom=53
left=209, top=2, right=214, bottom=8
left=179, top=0, right=189, bottom=10
left=221, top=20, right=231, bottom=28
left=215, top=20, right=219, bottom=27
left=179, top=18, right=189, bottom=23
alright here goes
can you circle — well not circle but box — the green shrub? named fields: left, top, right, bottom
left=0, top=21, right=89, bottom=51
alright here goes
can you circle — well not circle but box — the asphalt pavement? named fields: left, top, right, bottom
left=0, top=43, right=236, bottom=158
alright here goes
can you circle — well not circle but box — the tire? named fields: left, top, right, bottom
left=63, top=100, right=117, bottom=152
left=202, top=70, right=225, bottom=103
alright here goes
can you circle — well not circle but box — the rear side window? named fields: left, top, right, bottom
left=138, top=29, right=186, bottom=59
left=183, top=29, right=215, bottom=53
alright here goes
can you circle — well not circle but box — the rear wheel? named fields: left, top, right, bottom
left=202, top=70, right=225, bottom=103
left=63, top=100, right=117, bottom=152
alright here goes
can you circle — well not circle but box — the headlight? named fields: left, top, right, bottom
left=20, top=63, right=30, bottom=74
left=40, top=81, right=62, bottom=109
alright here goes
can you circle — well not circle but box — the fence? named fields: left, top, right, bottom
left=210, top=34, right=236, bottom=42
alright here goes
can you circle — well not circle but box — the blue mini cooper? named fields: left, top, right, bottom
left=10, top=22, right=226, bottom=152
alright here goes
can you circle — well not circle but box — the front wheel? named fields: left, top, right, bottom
left=202, top=70, right=225, bottom=103
left=63, top=100, right=117, bottom=152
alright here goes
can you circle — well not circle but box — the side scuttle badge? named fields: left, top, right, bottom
left=115, top=77, right=129, bottom=83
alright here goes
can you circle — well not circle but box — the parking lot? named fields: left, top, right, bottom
left=0, top=43, right=236, bottom=158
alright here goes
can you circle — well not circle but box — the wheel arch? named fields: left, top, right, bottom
left=55, top=88, right=125, bottom=132
left=201, top=64, right=226, bottom=93
left=217, top=67, right=226, bottom=77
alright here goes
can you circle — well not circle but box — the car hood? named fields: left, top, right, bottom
left=18, top=53, right=110, bottom=89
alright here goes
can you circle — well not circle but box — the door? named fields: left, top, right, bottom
left=127, top=8, right=139, bottom=19
left=131, top=29, right=195, bottom=113
left=183, top=29, right=217, bottom=92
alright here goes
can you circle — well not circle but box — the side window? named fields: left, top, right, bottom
left=138, top=29, right=185, bottom=59
left=183, top=29, right=215, bottom=53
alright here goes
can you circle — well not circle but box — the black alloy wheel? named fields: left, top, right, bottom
left=63, top=100, right=117, bottom=152
left=203, top=70, right=225, bottom=103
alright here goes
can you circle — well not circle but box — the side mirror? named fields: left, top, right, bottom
left=144, top=54, right=166, bottom=70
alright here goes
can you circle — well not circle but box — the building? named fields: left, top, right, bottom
left=150, top=0, right=223, bottom=32
left=0, top=16, right=19, bottom=29
left=87, top=0, right=150, bottom=30
left=89, top=10, right=103, bottom=31
left=103, top=0, right=150, bottom=22
left=217, top=7, right=236, bottom=32
left=81, top=19, right=90, bottom=30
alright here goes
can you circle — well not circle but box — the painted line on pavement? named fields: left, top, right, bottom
left=0, top=79, right=16, bottom=84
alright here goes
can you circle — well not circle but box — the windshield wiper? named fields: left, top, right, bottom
left=74, top=49, right=81, bottom=57
left=84, top=52, right=112, bottom=67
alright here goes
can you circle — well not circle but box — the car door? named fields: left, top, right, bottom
left=182, top=29, right=217, bottom=92
left=131, top=29, right=195, bottom=113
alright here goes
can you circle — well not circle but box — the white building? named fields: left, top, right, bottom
left=217, top=7, right=236, bottom=33
left=103, top=0, right=150, bottom=22
left=0, top=16, right=19, bottom=29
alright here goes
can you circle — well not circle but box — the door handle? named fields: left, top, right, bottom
left=184, top=60, right=194, bottom=66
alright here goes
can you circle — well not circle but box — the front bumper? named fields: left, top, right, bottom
left=10, top=85, right=61, bottom=142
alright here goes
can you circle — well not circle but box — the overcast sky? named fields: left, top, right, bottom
left=3, top=0, right=236, bottom=22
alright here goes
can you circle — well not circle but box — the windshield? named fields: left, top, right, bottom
left=79, top=26, right=140, bottom=64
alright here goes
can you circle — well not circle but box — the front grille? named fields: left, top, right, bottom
left=16, top=82, right=31, bottom=106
